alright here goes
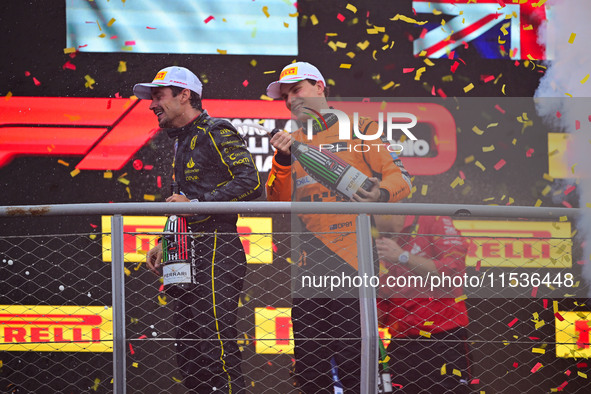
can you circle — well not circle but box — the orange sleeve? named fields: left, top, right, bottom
left=265, top=152, right=292, bottom=201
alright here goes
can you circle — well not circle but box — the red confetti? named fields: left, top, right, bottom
left=514, top=60, right=520, bottom=67
left=272, top=242, right=278, bottom=253
left=494, top=104, right=506, bottom=114
left=462, top=41, right=468, bottom=49
left=129, top=343, right=135, bottom=355
left=529, top=337, right=540, bottom=340
left=554, top=312, right=565, bottom=321
left=392, top=384, right=404, bottom=389
left=33, top=77, right=41, bottom=86
left=457, top=57, right=466, bottom=65
left=557, top=381, right=568, bottom=391
left=562, top=201, right=572, bottom=208
left=62, top=61, right=76, bottom=70
left=403, top=68, right=415, bottom=73
left=144, top=165, right=153, bottom=170
left=242, top=80, right=249, bottom=87
left=577, top=362, right=588, bottom=368
left=565, top=370, right=572, bottom=376
left=526, top=148, right=534, bottom=157
left=556, top=111, right=562, bottom=118
left=450, top=61, right=459, bottom=73
left=543, top=299, right=548, bottom=308
left=90, top=223, right=98, bottom=228
left=110, top=35, right=118, bottom=39
left=448, top=51, right=456, bottom=59
left=481, top=75, right=495, bottom=83
left=513, top=362, right=519, bottom=368
left=133, top=159, right=143, bottom=170
left=470, top=379, right=480, bottom=384
left=146, top=26, right=157, bottom=29
left=24, top=71, right=31, bottom=76
left=159, top=284, right=164, bottom=292
left=115, top=92, right=121, bottom=98
left=459, top=170, right=466, bottom=180
left=437, top=88, right=447, bottom=98
left=531, top=286, right=538, bottom=297
left=125, top=40, right=136, bottom=46
left=138, top=335, right=147, bottom=339
left=494, top=159, right=506, bottom=170
left=204, top=15, right=215, bottom=24
left=508, top=318, right=518, bottom=327
left=267, top=361, right=273, bottom=366
left=337, top=13, right=345, bottom=22
left=431, top=85, right=436, bottom=96
left=577, top=260, right=585, bottom=265
left=475, top=260, right=481, bottom=271
left=497, top=0, right=506, bottom=8
left=419, top=28, right=428, bottom=39
left=576, top=120, right=581, bottom=130
left=78, top=44, right=88, bottom=48
left=412, top=7, right=416, bottom=15
left=564, top=185, right=576, bottom=195
left=531, top=362, right=542, bottom=373
left=157, top=176, right=162, bottom=188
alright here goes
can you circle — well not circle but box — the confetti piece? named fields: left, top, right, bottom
left=125, top=40, right=136, bottom=46
left=92, top=378, right=100, bottom=391
left=532, top=348, right=545, bottom=354
left=415, top=67, right=426, bottom=81
left=337, top=13, right=345, bottom=22
left=70, top=168, right=80, bottom=177
left=217, top=49, right=227, bottom=55
left=453, top=369, right=462, bottom=377
left=262, top=6, right=270, bottom=18
left=564, top=185, right=576, bottom=195
left=578, top=371, right=587, bottom=379
left=204, top=15, right=215, bottom=23
left=158, top=295, right=167, bottom=305
left=118, top=61, right=127, bottom=73
left=346, top=3, right=357, bottom=13
left=389, top=14, right=428, bottom=25
left=132, top=362, right=138, bottom=368
left=494, top=159, right=506, bottom=170
left=357, top=40, right=370, bottom=50
left=58, top=160, right=70, bottom=166
left=534, top=199, right=542, bottom=207
left=419, top=330, right=431, bottom=338
left=84, top=75, right=96, bottom=89
left=172, top=377, right=182, bottom=383
left=382, top=81, right=395, bottom=90
left=531, top=286, right=538, bottom=297
left=475, top=260, right=481, bottom=271
left=33, top=77, right=41, bottom=86
left=472, top=126, right=484, bottom=135
left=455, top=294, right=467, bottom=303
left=129, top=343, right=135, bottom=355
left=143, top=194, right=156, bottom=201
left=107, top=18, right=116, bottom=27
left=340, top=64, right=352, bottom=69
left=62, top=60, right=76, bottom=70
left=464, top=155, right=475, bottom=164
left=568, top=33, right=576, bottom=44
left=508, top=318, right=518, bottom=327
left=421, top=185, right=428, bottom=196
left=531, top=362, right=543, bottom=373
left=482, top=145, right=495, bottom=152
left=526, top=148, right=534, bottom=157
left=463, top=83, right=474, bottom=93
left=310, top=14, right=319, bottom=25
left=441, top=363, right=447, bottom=375
left=118, top=177, right=130, bottom=185
left=403, top=68, right=415, bottom=73
left=554, top=312, right=565, bottom=321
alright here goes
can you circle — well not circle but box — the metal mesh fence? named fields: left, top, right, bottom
left=1, top=207, right=589, bottom=393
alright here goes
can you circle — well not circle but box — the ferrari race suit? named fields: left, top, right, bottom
left=165, top=110, right=262, bottom=393
left=266, top=114, right=411, bottom=393
left=377, top=215, right=471, bottom=393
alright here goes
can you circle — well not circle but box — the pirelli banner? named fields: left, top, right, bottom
left=0, top=305, right=113, bottom=352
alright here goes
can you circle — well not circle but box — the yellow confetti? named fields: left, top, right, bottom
left=70, top=168, right=80, bottom=177
left=125, top=186, right=132, bottom=199
left=340, top=64, right=352, bottom=69
left=464, top=155, right=475, bottom=164
left=346, top=3, right=357, bottom=13
left=475, top=161, right=486, bottom=171
left=262, top=6, right=270, bottom=18
left=346, top=52, right=356, bottom=58
left=118, top=177, right=130, bottom=185
left=423, top=321, right=434, bottom=326
left=390, top=14, right=428, bottom=25
left=89, top=234, right=97, bottom=240
left=579, top=371, right=588, bottom=379
left=424, top=58, right=435, bottom=67
left=250, top=59, right=257, bottom=67
left=523, top=25, right=533, bottom=30
left=144, top=194, right=156, bottom=201
left=118, top=61, right=127, bottom=73
left=543, top=173, right=554, bottom=182
left=58, top=160, right=70, bottom=166
left=357, top=40, right=370, bottom=50
left=581, top=74, right=589, bottom=84
left=289, top=12, right=298, bottom=17
left=463, top=83, right=474, bottom=93
left=158, top=295, right=168, bottom=305
left=124, top=267, right=131, bottom=276
left=512, top=138, right=517, bottom=145
left=172, top=377, right=182, bottom=383
left=532, top=348, right=546, bottom=354
left=98, top=33, right=106, bottom=38
left=472, top=126, right=484, bottom=135
left=310, top=14, right=319, bottom=25
left=421, top=185, right=428, bottom=196
left=502, top=84, right=506, bottom=95
left=84, top=75, right=96, bottom=89
left=134, top=261, right=143, bottom=271
left=415, top=67, right=426, bottom=81
left=487, top=122, right=498, bottom=128
left=453, top=369, right=462, bottom=377
left=283, top=22, right=289, bottom=28
left=217, top=49, right=227, bottom=55
left=63, top=47, right=76, bottom=54
left=441, top=363, right=447, bottom=375
left=568, top=32, right=576, bottom=44
left=419, top=330, right=431, bottom=338
left=541, top=185, right=552, bottom=196
left=482, top=144, right=495, bottom=152
left=382, top=81, right=395, bottom=90
left=455, top=294, right=467, bottom=303
left=534, top=199, right=542, bottom=207
left=5, top=91, right=12, bottom=100
left=132, top=362, right=138, bottom=368
left=450, top=177, right=464, bottom=189
left=107, top=18, right=116, bottom=27
left=92, top=378, right=101, bottom=391
left=104, top=171, right=113, bottom=179
left=260, top=94, right=273, bottom=101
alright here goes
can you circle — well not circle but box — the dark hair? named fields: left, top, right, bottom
left=306, top=79, right=330, bottom=97
left=169, top=86, right=203, bottom=111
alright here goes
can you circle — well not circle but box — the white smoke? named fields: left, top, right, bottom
left=534, top=0, right=591, bottom=295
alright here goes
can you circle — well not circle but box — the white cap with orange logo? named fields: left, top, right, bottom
left=266, top=62, right=326, bottom=99
left=133, top=66, right=203, bottom=100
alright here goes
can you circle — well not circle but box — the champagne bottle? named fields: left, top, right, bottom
left=161, top=182, right=194, bottom=297
left=271, top=129, right=374, bottom=200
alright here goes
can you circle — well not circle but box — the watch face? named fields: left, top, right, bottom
left=399, top=252, right=409, bottom=264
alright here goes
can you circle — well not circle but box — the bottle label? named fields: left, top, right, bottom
left=163, top=261, right=193, bottom=285
left=335, top=167, right=368, bottom=199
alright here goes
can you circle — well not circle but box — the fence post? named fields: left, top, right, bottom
left=356, top=214, right=379, bottom=393
left=111, top=214, right=127, bottom=394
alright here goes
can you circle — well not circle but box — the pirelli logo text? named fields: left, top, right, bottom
left=102, top=216, right=273, bottom=264
left=556, top=311, right=591, bottom=358
left=254, top=307, right=294, bottom=354
left=0, top=305, right=113, bottom=352
left=453, top=220, right=572, bottom=268
left=280, top=66, right=297, bottom=80
left=154, top=71, right=168, bottom=81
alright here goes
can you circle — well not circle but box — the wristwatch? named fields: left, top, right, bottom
left=398, top=251, right=410, bottom=264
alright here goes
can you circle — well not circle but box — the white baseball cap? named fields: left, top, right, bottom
left=133, top=66, right=203, bottom=100
left=266, top=62, right=326, bottom=99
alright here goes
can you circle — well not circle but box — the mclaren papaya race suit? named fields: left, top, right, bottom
left=266, top=114, right=412, bottom=393
left=165, top=110, right=261, bottom=393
